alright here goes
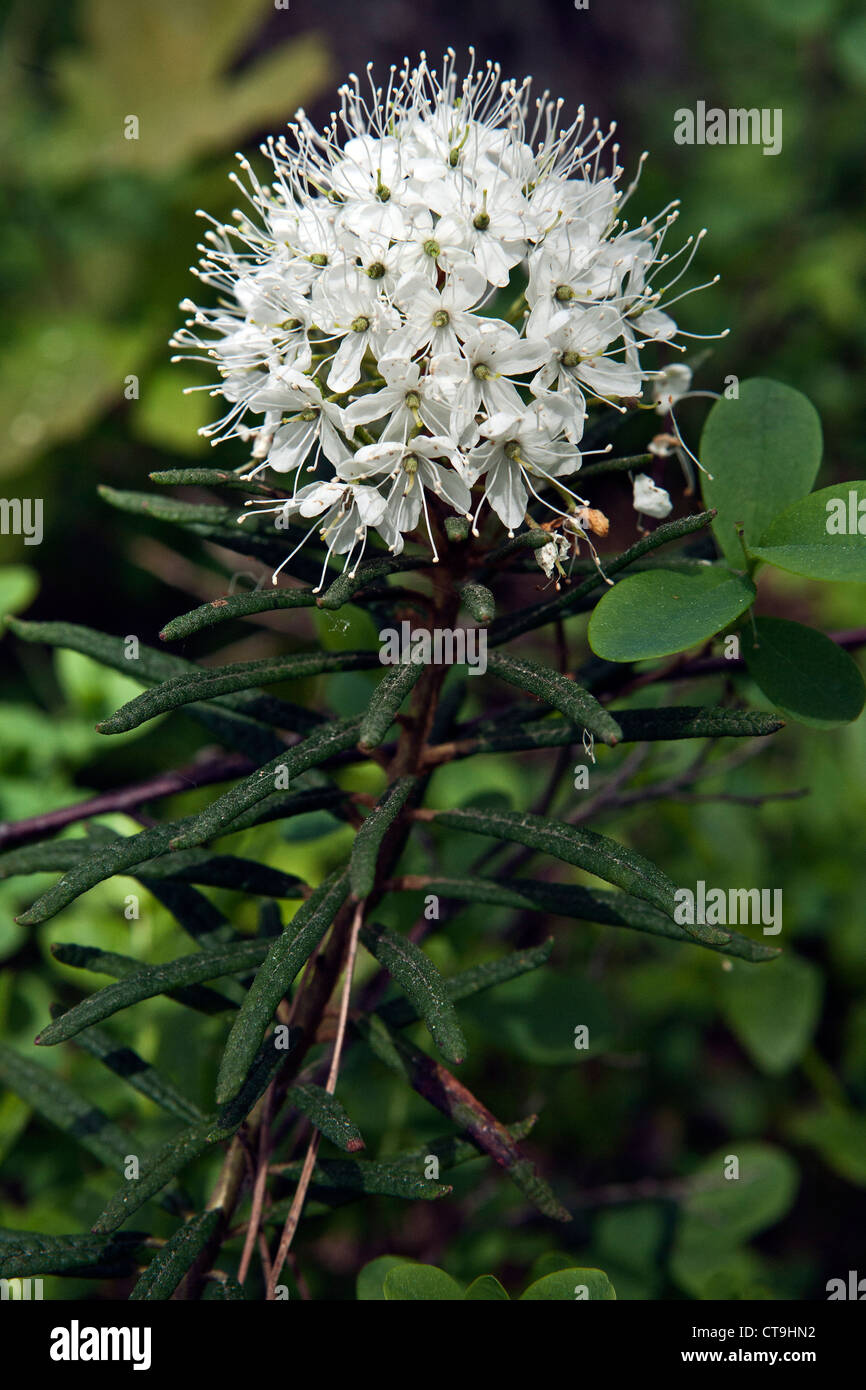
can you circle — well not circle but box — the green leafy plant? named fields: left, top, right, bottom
left=1, top=366, right=862, bottom=1299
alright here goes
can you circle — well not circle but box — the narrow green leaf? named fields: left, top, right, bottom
left=215, top=869, right=350, bottom=1105
left=1, top=832, right=307, bottom=902
left=149, top=467, right=276, bottom=495
left=266, top=1159, right=452, bottom=1211
left=460, top=582, right=496, bottom=623
left=92, top=1120, right=214, bottom=1233
left=52, top=1011, right=204, bottom=1123
left=98, top=651, right=379, bottom=735
left=208, top=1036, right=296, bottom=1141
left=588, top=567, right=756, bottom=662
left=0, top=1231, right=147, bottom=1279
left=358, top=659, right=426, bottom=751
left=98, top=486, right=233, bottom=527
left=317, top=556, right=422, bottom=610
left=169, top=719, right=362, bottom=851
left=130, top=1209, right=221, bottom=1300
left=750, top=482, right=866, bottom=581
left=378, top=940, right=555, bottom=1027
left=360, top=922, right=467, bottom=1064
left=16, top=788, right=346, bottom=926
left=742, top=617, right=865, bottom=727
left=36, top=940, right=271, bottom=1045
left=701, top=378, right=823, bottom=566
left=286, top=1083, right=364, bottom=1152
left=4, top=618, right=316, bottom=754
left=486, top=651, right=622, bottom=745
left=51, top=943, right=237, bottom=1017
left=428, top=807, right=697, bottom=930
left=356, top=1016, right=569, bottom=1221
left=350, top=776, right=419, bottom=897
left=613, top=706, right=783, bottom=741
left=407, top=877, right=779, bottom=963
left=160, top=587, right=318, bottom=641
left=0, top=1041, right=132, bottom=1173
left=144, top=851, right=306, bottom=898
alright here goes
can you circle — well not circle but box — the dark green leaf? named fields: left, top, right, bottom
left=360, top=922, right=467, bottom=1063
left=378, top=940, right=554, bottom=1027
left=0, top=1231, right=147, bottom=1279
left=98, top=651, right=379, bottom=735
left=160, top=587, right=319, bottom=641
left=350, top=776, right=419, bottom=897
left=742, top=617, right=866, bottom=727
left=129, top=1209, right=221, bottom=1300
left=215, top=869, right=350, bottom=1104
left=51, top=943, right=237, bottom=1017
left=407, top=877, right=779, bottom=962
left=486, top=651, right=622, bottom=745
left=54, top=1011, right=204, bottom=1123
left=169, top=719, right=362, bottom=851
left=0, top=1041, right=132, bottom=1172
left=427, top=807, right=710, bottom=933
left=286, top=1083, right=364, bottom=1152
left=358, top=659, right=426, bottom=751
left=92, top=1120, right=214, bottom=1233
left=36, top=940, right=271, bottom=1044
left=460, top=582, right=495, bottom=623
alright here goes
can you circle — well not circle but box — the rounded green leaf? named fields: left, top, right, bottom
left=521, top=1267, right=616, bottom=1300
left=588, top=567, right=755, bottom=662
left=356, top=1255, right=413, bottom=1301
left=383, top=1264, right=464, bottom=1300
left=721, top=955, right=822, bottom=1075
left=681, top=1143, right=798, bottom=1250
left=0, top=566, right=39, bottom=622
left=750, top=481, right=866, bottom=582
left=701, top=379, right=822, bottom=566
left=464, top=1274, right=510, bottom=1300
left=742, top=617, right=865, bottom=727
left=787, top=1108, right=866, bottom=1186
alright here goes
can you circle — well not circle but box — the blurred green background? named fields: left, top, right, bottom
left=1, top=0, right=865, bottom=1300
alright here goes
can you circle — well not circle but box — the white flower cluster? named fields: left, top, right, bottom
left=172, top=52, right=710, bottom=588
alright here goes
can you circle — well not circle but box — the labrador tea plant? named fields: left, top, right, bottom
left=2, top=54, right=864, bottom=1303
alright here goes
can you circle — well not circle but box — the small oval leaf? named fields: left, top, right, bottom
left=588, top=567, right=756, bottom=662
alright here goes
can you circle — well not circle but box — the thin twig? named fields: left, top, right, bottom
left=266, top=898, right=365, bottom=1298
left=0, top=753, right=254, bottom=849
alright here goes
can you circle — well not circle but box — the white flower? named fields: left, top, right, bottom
left=464, top=403, right=583, bottom=533
left=172, top=52, right=715, bottom=573
left=632, top=472, right=673, bottom=519
left=343, top=357, right=452, bottom=442
left=651, top=363, right=693, bottom=414
left=339, top=436, right=472, bottom=556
